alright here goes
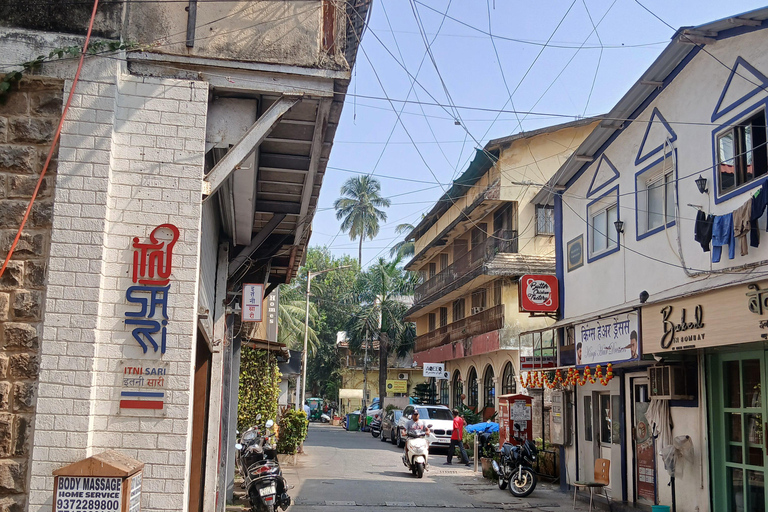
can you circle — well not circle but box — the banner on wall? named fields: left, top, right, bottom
left=575, top=311, right=639, bottom=366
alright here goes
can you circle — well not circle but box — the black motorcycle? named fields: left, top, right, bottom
left=370, top=413, right=382, bottom=438
left=492, top=423, right=538, bottom=497
left=236, top=419, right=291, bottom=512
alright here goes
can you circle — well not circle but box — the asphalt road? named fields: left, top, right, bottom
left=278, top=423, right=579, bottom=512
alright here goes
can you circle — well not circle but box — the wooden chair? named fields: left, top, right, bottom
left=573, top=458, right=611, bottom=511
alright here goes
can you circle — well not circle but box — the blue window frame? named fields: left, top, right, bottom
left=586, top=186, right=620, bottom=262
left=634, top=150, right=677, bottom=241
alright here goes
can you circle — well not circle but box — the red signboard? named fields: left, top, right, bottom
left=519, top=274, right=559, bottom=313
left=498, top=394, right=533, bottom=445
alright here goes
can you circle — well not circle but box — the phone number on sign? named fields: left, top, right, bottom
left=56, top=497, right=120, bottom=511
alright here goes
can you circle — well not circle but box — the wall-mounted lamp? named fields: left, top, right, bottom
left=639, top=290, right=649, bottom=303
left=614, top=219, right=624, bottom=234
left=695, top=175, right=708, bottom=194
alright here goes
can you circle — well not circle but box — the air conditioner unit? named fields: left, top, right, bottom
left=398, top=373, right=408, bottom=380
left=648, top=365, right=692, bottom=400
left=471, top=307, right=484, bottom=315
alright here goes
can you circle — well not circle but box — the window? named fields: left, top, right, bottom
left=589, top=198, right=618, bottom=257
left=452, top=299, right=465, bottom=321
left=501, top=362, right=516, bottom=395
left=439, top=253, right=449, bottom=271
left=471, top=224, right=487, bottom=249
left=452, top=371, right=463, bottom=408
left=471, top=288, right=486, bottom=314
left=493, top=279, right=503, bottom=307
left=483, top=366, right=495, bottom=408
left=428, top=262, right=437, bottom=279
left=717, top=110, right=768, bottom=195
left=584, top=396, right=593, bottom=442
left=636, top=155, right=675, bottom=236
left=439, top=307, right=448, bottom=327
left=440, top=379, right=449, bottom=406
left=467, top=367, right=478, bottom=408
left=428, top=313, right=436, bottom=332
left=536, top=205, right=555, bottom=235
left=600, top=394, right=612, bottom=444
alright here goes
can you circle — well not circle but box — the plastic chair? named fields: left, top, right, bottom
left=573, top=458, right=611, bottom=511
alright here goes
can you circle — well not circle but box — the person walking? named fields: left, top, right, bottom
left=446, top=409, right=470, bottom=466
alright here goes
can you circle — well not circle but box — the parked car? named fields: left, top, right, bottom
left=380, top=409, right=403, bottom=444
left=396, top=405, right=454, bottom=448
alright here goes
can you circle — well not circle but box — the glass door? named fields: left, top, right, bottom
left=632, top=379, right=656, bottom=504
left=709, top=351, right=767, bottom=512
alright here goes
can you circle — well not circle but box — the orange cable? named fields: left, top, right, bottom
left=0, top=0, right=100, bottom=279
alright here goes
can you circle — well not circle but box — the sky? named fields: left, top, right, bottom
left=309, top=0, right=768, bottom=267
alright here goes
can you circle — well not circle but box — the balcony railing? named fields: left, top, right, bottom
left=414, top=230, right=517, bottom=305
left=415, top=304, right=504, bottom=353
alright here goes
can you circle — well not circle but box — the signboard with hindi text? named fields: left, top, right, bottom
left=242, top=283, right=264, bottom=322
left=642, top=280, right=768, bottom=353
left=576, top=311, right=639, bottom=366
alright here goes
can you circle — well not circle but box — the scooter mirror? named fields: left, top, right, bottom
left=265, top=419, right=275, bottom=429
left=235, top=443, right=243, bottom=451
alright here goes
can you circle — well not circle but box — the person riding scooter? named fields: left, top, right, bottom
left=403, top=411, right=430, bottom=459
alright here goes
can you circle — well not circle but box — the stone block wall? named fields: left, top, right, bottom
left=0, top=77, right=63, bottom=511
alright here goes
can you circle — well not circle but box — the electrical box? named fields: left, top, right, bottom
left=648, top=365, right=692, bottom=400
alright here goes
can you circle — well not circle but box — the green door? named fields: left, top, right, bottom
left=709, top=351, right=767, bottom=511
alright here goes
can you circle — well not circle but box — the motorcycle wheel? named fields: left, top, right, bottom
left=508, top=467, right=537, bottom=498
left=372, top=430, right=379, bottom=438
left=497, top=477, right=508, bottom=490
left=415, top=462, right=424, bottom=479
left=397, top=431, right=404, bottom=448
left=380, top=431, right=386, bottom=442
left=390, top=430, right=397, bottom=445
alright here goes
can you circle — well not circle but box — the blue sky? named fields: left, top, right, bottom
left=310, top=0, right=768, bottom=266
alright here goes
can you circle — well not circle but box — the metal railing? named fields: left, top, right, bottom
left=415, top=304, right=504, bottom=353
left=414, top=230, right=517, bottom=304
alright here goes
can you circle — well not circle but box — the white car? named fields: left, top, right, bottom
left=396, top=405, right=454, bottom=448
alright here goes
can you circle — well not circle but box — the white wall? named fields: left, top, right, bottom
left=28, top=54, right=208, bottom=512
left=561, top=29, right=768, bottom=319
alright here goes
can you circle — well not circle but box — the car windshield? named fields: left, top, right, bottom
left=417, top=408, right=453, bottom=421
left=394, top=411, right=402, bottom=421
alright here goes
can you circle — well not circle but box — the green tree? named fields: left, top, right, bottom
left=389, top=223, right=416, bottom=260
left=347, top=256, right=417, bottom=410
left=333, top=175, right=391, bottom=266
left=238, top=349, right=281, bottom=431
left=277, top=286, right=319, bottom=353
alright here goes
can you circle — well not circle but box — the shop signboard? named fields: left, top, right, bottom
left=242, top=283, right=264, bottom=322
left=386, top=380, right=407, bottom=393
left=498, top=394, right=533, bottom=445
left=518, top=274, right=559, bottom=313
left=575, top=311, right=639, bottom=365
left=642, top=280, right=768, bottom=352
left=520, top=356, right=556, bottom=370
left=119, top=361, right=169, bottom=411
left=422, top=363, right=445, bottom=378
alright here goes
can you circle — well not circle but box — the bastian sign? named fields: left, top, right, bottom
left=642, top=280, right=768, bottom=353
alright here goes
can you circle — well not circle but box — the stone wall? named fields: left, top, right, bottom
left=0, top=77, right=62, bottom=511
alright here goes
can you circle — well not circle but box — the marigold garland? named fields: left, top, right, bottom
left=518, top=365, right=614, bottom=390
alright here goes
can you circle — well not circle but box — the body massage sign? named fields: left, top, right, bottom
left=575, top=312, right=639, bottom=365
left=642, top=280, right=768, bottom=352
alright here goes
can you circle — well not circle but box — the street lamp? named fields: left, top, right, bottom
left=298, top=264, right=353, bottom=411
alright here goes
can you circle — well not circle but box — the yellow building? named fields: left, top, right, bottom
left=404, top=118, right=599, bottom=419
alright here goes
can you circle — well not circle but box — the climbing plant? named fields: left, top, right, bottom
left=276, top=409, right=309, bottom=455
left=238, top=348, right=281, bottom=431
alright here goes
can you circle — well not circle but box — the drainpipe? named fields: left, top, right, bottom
left=186, top=0, right=198, bottom=47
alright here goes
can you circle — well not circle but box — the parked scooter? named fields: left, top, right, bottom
left=492, top=423, right=538, bottom=497
left=401, top=424, right=435, bottom=478
left=370, top=414, right=382, bottom=438
left=235, top=419, right=291, bottom=512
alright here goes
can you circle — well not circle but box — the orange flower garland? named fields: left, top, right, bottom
left=518, top=365, right=615, bottom=390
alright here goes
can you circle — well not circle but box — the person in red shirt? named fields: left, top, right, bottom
left=446, top=409, right=470, bottom=465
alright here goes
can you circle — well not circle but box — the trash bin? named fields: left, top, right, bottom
left=346, top=413, right=360, bottom=431
left=651, top=506, right=671, bottom=512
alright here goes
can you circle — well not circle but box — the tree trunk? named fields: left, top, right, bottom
left=358, top=236, right=363, bottom=268
left=378, top=334, right=388, bottom=411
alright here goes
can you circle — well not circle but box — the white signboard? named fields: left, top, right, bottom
left=422, top=363, right=446, bottom=379
left=129, top=473, right=141, bottom=512
left=55, top=476, right=122, bottom=512
left=576, top=312, right=639, bottom=366
left=242, top=283, right=264, bottom=322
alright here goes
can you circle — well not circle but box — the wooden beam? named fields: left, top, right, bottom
left=203, top=96, right=301, bottom=199
left=228, top=214, right=286, bottom=278
left=254, top=201, right=301, bottom=215
left=294, top=98, right=332, bottom=244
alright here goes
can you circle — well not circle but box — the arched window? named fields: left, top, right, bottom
left=467, top=367, right=478, bottom=408
left=452, top=371, right=463, bottom=408
left=502, top=362, right=517, bottom=395
left=483, top=365, right=495, bottom=408
left=440, top=378, right=449, bottom=406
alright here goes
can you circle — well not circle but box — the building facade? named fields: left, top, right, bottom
left=533, top=7, right=768, bottom=511
left=405, top=118, right=598, bottom=420
left=0, top=1, right=370, bottom=511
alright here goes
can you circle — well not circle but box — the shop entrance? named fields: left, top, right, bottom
left=631, top=377, right=655, bottom=504
left=709, top=351, right=766, bottom=511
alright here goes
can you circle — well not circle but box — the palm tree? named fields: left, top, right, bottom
left=389, top=223, right=416, bottom=260
left=334, top=176, right=391, bottom=266
left=277, top=288, right=319, bottom=353
left=347, top=256, right=418, bottom=410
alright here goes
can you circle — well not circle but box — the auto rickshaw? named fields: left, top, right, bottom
left=307, top=397, right=323, bottom=422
